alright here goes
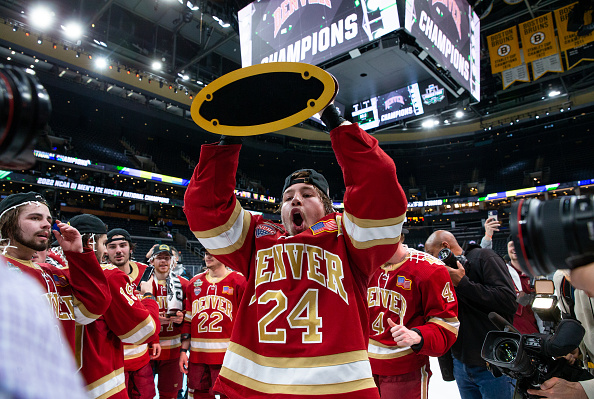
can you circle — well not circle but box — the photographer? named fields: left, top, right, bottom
left=531, top=270, right=594, bottom=399
left=425, top=230, right=518, bottom=399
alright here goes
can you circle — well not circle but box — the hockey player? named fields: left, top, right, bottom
left=183, top=105, right=407, bottom=398
left=106, top=228, right=161, bottom=399
left=49, top=214, right=161, bottom=399
left=179, top=250, right=246, bottom=398
left=150, top=244, right=190, bottom=399
left=0, top=192, right=110, bottom=357
left=367, top=232, right=459, bottom=398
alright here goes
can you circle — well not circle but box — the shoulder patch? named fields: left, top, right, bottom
left=255, top=223, right=277, bottom=238
left=396, top=275, right=412, bottom=290
left=52, top=273, right=69, bottom=287
left=310, top=219, right=338, bottom=235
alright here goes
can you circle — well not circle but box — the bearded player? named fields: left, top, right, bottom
left=49, top=214, right=161, bottom=399
left=179, top=250, right=246, bottom=398
left=150, top=244, right=190, bottom=399
left=183, top=105, right=407, bottom=398
left=106, top=228, right=161, bottom=399
left=0, top=192, right=110, bottom=357
left=367, top=232, right=459, bottom=398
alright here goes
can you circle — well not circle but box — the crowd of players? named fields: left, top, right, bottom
left=2, top=104, right=594, bottom=399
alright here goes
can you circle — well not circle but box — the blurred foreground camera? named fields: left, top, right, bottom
left=510, top=196, right=594, bottom=277
left=0, top=64, right=51, bottom=169
left=482, top=312, right=591, bottom=398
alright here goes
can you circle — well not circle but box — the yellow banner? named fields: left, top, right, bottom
left=555, top=2, right=594, bottom=52
left=519, top=13, right=557, bottom=63
left=487, top=26, right=522, bottom=74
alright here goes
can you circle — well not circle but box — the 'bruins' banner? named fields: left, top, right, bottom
left=555, top=2, right=594, bottom=52
left=487, top=26, right=521, bottom=74
left=519, top=13, right=557, bottom=63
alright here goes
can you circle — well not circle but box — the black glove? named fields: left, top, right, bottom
left=218, top=135, right=244, bottom=145
left=321, top=104, right=346, bottom=131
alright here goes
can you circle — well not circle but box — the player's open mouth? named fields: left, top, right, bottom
left=292, top=210, right=304, bottom=227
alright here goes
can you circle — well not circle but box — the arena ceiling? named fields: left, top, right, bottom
left=1, top=0, right=594, bottom=142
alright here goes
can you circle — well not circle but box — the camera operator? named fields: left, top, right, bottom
left=507, top=238, right=540, bottom=334
left=425, top=230, right=518, bottom=399
left=530, top=270, right=594, bottom=399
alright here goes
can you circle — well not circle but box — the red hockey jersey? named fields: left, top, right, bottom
left=183, top=123, right=407, bottom=398
left=1, top=250, right=110, bottom=358
left=78, top=265, right=160, bottom=399
left=121, top=261, right=159, bottom=371
left=182, top=270, right=246, bottom=364
left=152, top=275, right=190, bottom=360
left=367, top=249, right=459, bottom=376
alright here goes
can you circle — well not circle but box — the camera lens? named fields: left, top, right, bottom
left=0, top=65, right=51, bottom=168
left=494, top=339, right=518, bottom=363
left=510, top=196, right=594, bottom=276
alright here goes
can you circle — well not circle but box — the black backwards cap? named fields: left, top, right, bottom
left=282, top=169, right=330, bottom=197
left=154, top=244, right=172, bottom=256
left=106, top=228, right=132, bottom=244
left=0, top=192, right=48, bottom=219
left=68, top=214, right=107, bottom=234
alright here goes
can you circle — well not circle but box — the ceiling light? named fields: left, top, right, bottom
left=548, top=90, right=561, bottom=97
left=30, top=6, right=55, bottom=29
left=62, top=22, right=83, bottom=40
left=95, top=57, right=108, bottom=69
left=422, top=119, right=439, bottom=128
left=455, top=111, right=464, bottom=118
left=37, top=37, right=43, bottom=45
left=152, top=61, right=162, bottom=70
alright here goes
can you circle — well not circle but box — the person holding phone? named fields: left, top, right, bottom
left=480, top=213, right=501, bottom=250
left=106, top=228, right=162, bottom=399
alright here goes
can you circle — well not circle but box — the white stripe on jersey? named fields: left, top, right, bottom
left=159, top=335, right=182, bottom=348
left=119, top=316, right=156, bottom=344
left=191, top=339, right=230, bottom=350
left=222, top=348, right=373, bottom=386
left=73, top=304, right=98, bottom=325
left=368, top=341, right=411, bottom=355
left=123, top=343, right=147, bottom=357
left=86, top=368, right=125, bottom=399
left=198, top=207, right=247, bottom=250
left=343, top=212, right=404, bottom=245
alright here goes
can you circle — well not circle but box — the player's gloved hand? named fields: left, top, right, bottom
left=320, top=104, right=347, bottom=131
left=167, top=274, right=184, bottom=316
left=218, top=135, right=243, bottom=145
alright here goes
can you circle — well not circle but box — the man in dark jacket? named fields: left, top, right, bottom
left=425, top=230, right=518, bottom=399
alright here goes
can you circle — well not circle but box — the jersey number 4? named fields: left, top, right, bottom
left=258, top=289, right=322, bottom=344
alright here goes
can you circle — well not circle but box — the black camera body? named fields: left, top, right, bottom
left=510, top=195, right=594, bottom=277
left=482, top=315, right=590, bottom=398
left=438, top=247, right=467, bottom=269
left=0, top=64, right=51, bottom=169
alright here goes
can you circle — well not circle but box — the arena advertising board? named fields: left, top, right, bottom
left=238, top=0, right=400, bottom=67
left=404, top=0, right=480, bottom=101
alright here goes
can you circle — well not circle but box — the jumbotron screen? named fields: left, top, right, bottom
left=238, top=0, right=400, bottom=67
left=405, top=0, right=480, bottom=101
left=351, top=83, right=424, bottom=130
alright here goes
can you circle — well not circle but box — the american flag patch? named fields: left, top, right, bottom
left=222, top=286, right=234, bottom=295
left=310, top=220, right=338, bottom=235
left=53, top=273, right=69, bottom=287
left=255, top=223, right=276, bottom=238
left=396, top=276, right=412, bottom=290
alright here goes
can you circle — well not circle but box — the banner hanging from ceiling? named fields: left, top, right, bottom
left=555, top=2, right=594, bottom=52
left=238, top=0, right=400, bottom=67
left=487, top=26, right=522, bottom=74
left=404, top=0, right=481, bottom=101
left=519, top=12, right=557, bottom=63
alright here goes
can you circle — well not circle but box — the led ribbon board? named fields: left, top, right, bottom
left=238, top=0, right=400, bottom=67
left=191, top=62, right=337, bottom=136
left=405, top=0, right=480, bottom=101
left=117, top=167, right=189, bottom=186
